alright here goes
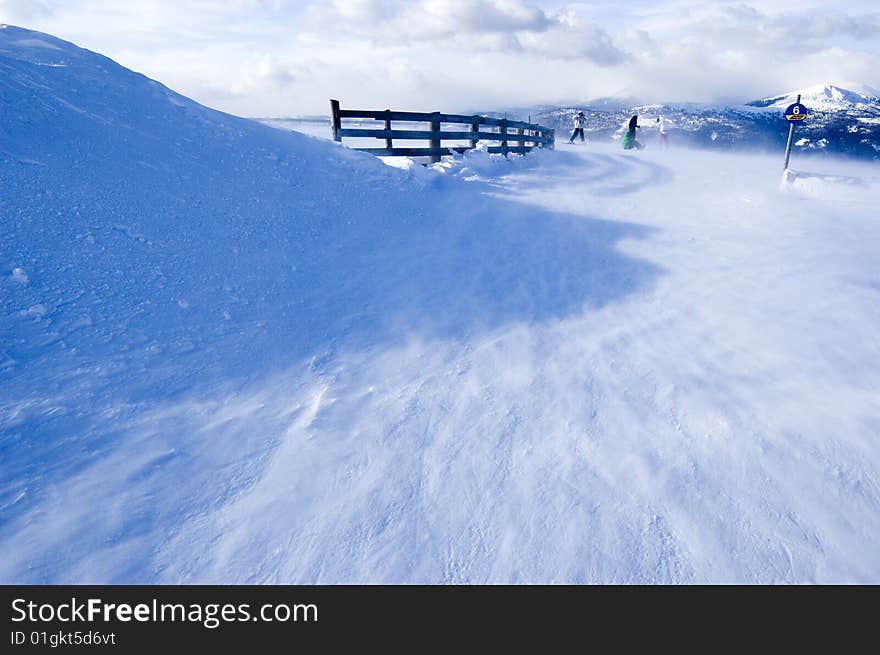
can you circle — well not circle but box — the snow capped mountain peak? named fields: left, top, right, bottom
left=750, top=83, right=880, bottom=110
left=796, top=83, right=879, bottom=104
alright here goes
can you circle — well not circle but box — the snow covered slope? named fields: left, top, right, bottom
left=752, top=83, right=880, bottom=111
left=0, top=25, right=657, bottom=582
left=2, top=27, right=880, bottom=583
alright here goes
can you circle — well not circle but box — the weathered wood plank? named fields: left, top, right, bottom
left=337, top=128, right=553, bottom=143
left=383, top=110, right=392, bottom=150
left=354, top=146, right=537, bottom=157
left=354, top=147, right=463, bottom=157
left=338, top=109, right=540, bottom=131
left=330, top=99, right=342, bottom=142
left=429, top=112, right=441, bottom=163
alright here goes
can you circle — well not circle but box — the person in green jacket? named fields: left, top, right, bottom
left=622, top=114, right=644, bottom=150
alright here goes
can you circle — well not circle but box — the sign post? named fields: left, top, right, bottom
left=782, top=94, right=807, bottom=171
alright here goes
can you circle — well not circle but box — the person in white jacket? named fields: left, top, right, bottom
left=656, top=115, right=668, bottom=149
left=568, top=111, right=587, bottom=144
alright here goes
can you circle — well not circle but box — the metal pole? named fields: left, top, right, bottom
left=783, top=93, right=800, bottom=171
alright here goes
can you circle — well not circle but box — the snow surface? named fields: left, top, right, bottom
left=2, top=27, right=880, bottom=583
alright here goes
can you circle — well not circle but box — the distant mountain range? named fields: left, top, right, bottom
left=526, top=84, right=880, bottom=159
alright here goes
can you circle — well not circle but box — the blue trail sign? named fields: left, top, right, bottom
left=784, top=102, right=808, bottom=122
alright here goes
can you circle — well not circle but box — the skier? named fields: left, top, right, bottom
left=568, top=111, right=587, bottom=144
left=622, top=114, right=643, bottom=150
left=656, top=115, right=668, bottom=149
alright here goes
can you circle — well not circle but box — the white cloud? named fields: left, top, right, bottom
left=0, top=0, right=51, bottom=23
left=618, top=4, right=880, bottom=102
left=304, top=0, right=624, bottom=64
left=1, top=1, right=878, bottom=115
left=517, top=11, right=626, bottom=64
left=314, top=0, right=552, bottom=38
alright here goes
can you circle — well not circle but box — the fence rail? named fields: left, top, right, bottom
left=330, top=99, right=554, bottom=163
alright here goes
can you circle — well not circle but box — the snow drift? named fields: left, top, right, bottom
left=0, top=26, right=655, bottom=582
left=2, top=26, right=880, bottom=583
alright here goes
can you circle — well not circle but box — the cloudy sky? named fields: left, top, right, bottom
left=2, top=0, right=879, bottom=116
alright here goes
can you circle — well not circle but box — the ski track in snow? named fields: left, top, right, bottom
left=2, top=26, right=880, bottom=584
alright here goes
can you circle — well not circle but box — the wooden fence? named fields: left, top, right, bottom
left=330, top=99, right=554, bottom=163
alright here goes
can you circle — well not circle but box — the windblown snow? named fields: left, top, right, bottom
left=2, top=26, right=879, bottom=583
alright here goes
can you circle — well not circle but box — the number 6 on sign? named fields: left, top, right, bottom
left=785, top=102, right=807, bottom=121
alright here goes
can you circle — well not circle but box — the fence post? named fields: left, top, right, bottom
left=515, top=127, right=523, bottom=150
left=384, top=109, right=393, bottom=152
left=330, top=99, right=341, bottom=142
left=500, top=119, right=508, bottom=158
left=429, top=112, right=441, bottom=163
left=470, top=119, right=479, bottom=149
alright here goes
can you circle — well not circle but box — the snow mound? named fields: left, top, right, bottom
left=2, top=27, right=659, bottom=583
left=426, top=142, right=552, bottom=180
left=781, top=167, right=878, bottom=199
